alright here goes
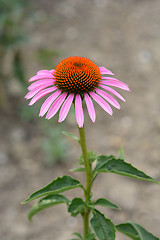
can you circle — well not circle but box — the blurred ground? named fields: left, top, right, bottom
left=0, top=0, right=160, bottom=239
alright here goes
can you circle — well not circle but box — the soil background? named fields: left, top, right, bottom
left=0, top=0, right=160, bottom=240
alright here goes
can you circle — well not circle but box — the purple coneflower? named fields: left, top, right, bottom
left=25, top=56, right=130, bottom=127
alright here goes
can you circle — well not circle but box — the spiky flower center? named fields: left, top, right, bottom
left=54, top=56, right=101, bottom=93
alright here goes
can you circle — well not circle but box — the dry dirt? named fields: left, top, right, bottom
left=0, top=0, right=160, bottom=240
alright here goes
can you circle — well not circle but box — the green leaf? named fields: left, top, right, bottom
left=22, top=175, right=82, bottom=204
left=62, top=131, right=80, bottom=143
left=88, top=151, right=98, bottom=164
left=90, top=209, right=116, bottom=240
left=94, top=155, right=159, bottom=184
left=69, top=167, right=85, bottom=172
left=28, top=194, right=69, bottom=221
left=94, top=198, right=120, bottom=210
left=72, top=232, right=83, bottom=239
left=119, top=148, right=125, bottom=160
left=94, top=155, right=114, bottom=171
left=68, top=198, right=85, bottom=216
left=85, top=233, right=96, bottom=240
left=78, top=151, right=98, bottom=166
left=116, top=222, right=160, bottom=240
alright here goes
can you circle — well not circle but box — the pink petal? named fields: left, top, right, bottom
left=29, top=73, right=55, bottom=82
left=99, top=67, right=114, bottom=75
left=100, top=80, right=130, bottom=91
left=84, top=93, right=96, bottom=122
left=99, top=84, right=125, bottom=102
left=25, top=83, right=53, bottom=99
left=46, top=92, right=67, bottom=119
left=102, top=77, right=129, bottom=85
left=50, top=69, right=55, bottom=73
left=28, top=79, right=54, bottom=90
left=89, top=92, right=113, bottom=115
left=95, top=88, right=120, bottom=109
left=29, top=86, right=58, bottom=105
left=39, top=90, right=62, bottom=117
left=75, top=94, right=84, bottom=128
left=102, top=77, right=121, bottom=80
left=101, top=77, right=130, bottom=90
left=58, top=93, right=74, bottom=122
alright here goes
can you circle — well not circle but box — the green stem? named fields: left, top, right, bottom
left=79, top=125, right=92, bottom=238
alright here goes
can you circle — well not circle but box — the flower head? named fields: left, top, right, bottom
left=25, top=56, right=130, bottom=127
